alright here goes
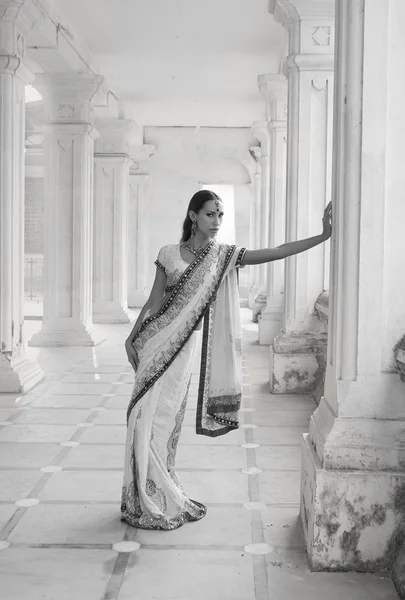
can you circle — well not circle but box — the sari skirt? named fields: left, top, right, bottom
left=121, top=332, right=207, bottom=530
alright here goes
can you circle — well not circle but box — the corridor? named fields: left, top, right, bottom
left=0, top=310, right=398, bottom=600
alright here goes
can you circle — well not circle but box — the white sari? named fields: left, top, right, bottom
left=121, top=241, right=246, bottom=530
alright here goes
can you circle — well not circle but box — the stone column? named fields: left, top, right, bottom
left=251, top=123, right=271, bottom=322
left=92, top=119, right=136, bottom=323
left=29, top=73, right=103, bottom=347
left=257, top=75, right=287, bottom=345
left=301, top=0, right=405, bottom=575
left=248, top=146, right=261, bottom=310
left=269, top=0, right=334, bottom=393
left=0, top=7, right=44, bottom=391
left=128, top=172, right=150, bottom=308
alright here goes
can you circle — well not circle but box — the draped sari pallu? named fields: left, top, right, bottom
left=127, top=241, right=246, bottom=437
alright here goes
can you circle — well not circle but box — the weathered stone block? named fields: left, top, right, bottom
left=270, top=332, right=327, bottom=395
left=301, top=434, right=405, bottom=574
left=394, top=335, right=405, bottom=382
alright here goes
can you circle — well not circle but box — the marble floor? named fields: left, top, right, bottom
left=0, top=310, right=399, bottom=600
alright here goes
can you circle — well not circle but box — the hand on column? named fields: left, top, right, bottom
left=322, top=201, right=332, bottom=240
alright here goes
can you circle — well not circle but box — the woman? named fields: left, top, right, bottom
left=122, top=190, right=332, bottom=530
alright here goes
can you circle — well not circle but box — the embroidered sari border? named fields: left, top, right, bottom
left=154, top=259, right=166, bottom=273
left=195, top=306, right=239, bottom=437
left=207, top=394, right=242, bottom=413
left=195, top=306, right=212, bottom=435
left=195, top=246, right=239, bottom=437
left=235, top=247, right=247, bottom=268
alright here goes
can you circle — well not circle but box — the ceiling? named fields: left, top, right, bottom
left=54, top=0, right=286, bottom=127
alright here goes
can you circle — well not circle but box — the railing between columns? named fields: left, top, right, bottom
left=24, top=254, right=43, bottom=301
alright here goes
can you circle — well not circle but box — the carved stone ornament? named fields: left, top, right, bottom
left=57, top=104, right=75, bottom=119
left=312, top=26, right=331, bottom=46
left=312, top=75, right=328, bottom=91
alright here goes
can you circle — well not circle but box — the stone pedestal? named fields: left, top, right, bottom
left=268, top=0, right=334, bottom=392
left=128, top=173, right=150, bottom=308
left=0, top=9, right=44, bottom=392
left=257, top=75, right=287, bottom=345
left=92, top=119, right=136, bottom=323
left=29, top=74, right=104, bottom=347
left=251, top=123, right=271, bottom=322
left=297, top=0, right=405, bottom=580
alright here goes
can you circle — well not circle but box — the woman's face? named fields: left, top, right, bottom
left=191, top=199, right=224, bottom=238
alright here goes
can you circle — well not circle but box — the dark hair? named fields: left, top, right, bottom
left=180, top=190, right=223, bottom=243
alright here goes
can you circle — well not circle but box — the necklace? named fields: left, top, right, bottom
left=184, top=240, right=213, bottom=256
left=184, top=243, right=203, bottom=256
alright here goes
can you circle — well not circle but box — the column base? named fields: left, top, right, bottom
left=0, top=352, right=44, bottom=393
left=300, top=433, right=405, bottom=573
left=270, top=331, right=327, bottom=395
left=252, top=290, right=267, bottom=323
left=29, top=321, right=104, bottom=347
left=93, top=301, right=131, bottom=324
left=258, top=306, right=283, bottom=346
left=128, top=289, right=148, bottom=308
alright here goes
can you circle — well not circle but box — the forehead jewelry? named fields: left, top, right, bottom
left=214, top=199, right=222, bottom=212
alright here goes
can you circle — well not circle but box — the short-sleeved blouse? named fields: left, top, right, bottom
left=154, top=244, right=246, bottom=294
left=154, top=245, right=189, bottom=293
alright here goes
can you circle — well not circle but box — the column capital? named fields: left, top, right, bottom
left=0, top=53, right=33, bottom=82
left=258, top=73, right=287, bottom=122
left=94, top=118, right=141, bottom=155
left=269, top=0, right=335, bottom=60
left=283, top=53, right=334, bottom=75
left=35, top=73, right=104, bottom=102
left=34, top=73, right=104, bottom=124
left=269, top=0, right=335, bottom=28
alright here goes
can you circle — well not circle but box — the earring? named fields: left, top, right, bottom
left=191, top=221, right=197, bottom=235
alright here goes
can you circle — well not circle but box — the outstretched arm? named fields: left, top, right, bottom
left=242, top=202, right=332, bottom=266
